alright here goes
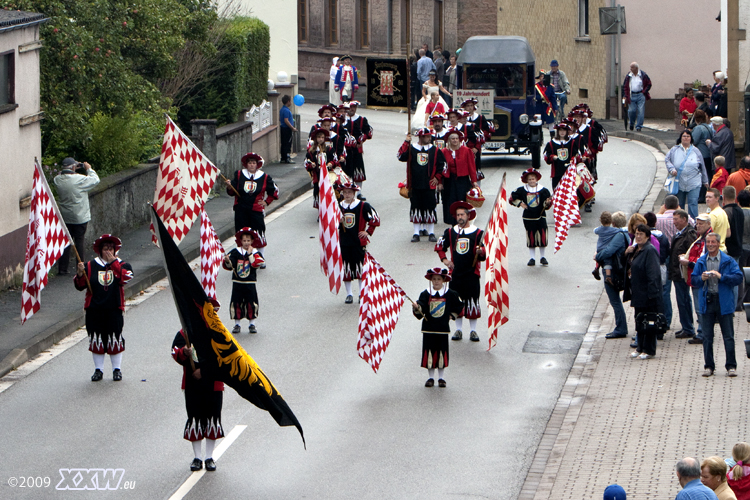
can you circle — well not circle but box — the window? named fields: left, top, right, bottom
left=464, top=64, right=526, bottom=98
left=298, top=0, right=307, bottom=43
left=328, top=0, right=338, bottom=45
left=0, top=51, right=14, bottom=108
left=434, top=0, right=443, bottom=49
left=359, top=0, right=369, bottom=48
left=578, top=0, right=589, bottom=37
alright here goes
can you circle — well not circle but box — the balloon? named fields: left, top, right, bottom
left=293, top=94, right=305, bottom=106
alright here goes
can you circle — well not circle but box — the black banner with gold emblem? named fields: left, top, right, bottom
left=366, top=58, right=408, bottom=110
left=151, top=206, right=305, bottom=447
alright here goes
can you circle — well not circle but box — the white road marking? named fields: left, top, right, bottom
left=168, top=424, right=247, bottom=500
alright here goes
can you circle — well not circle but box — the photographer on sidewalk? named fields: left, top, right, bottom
left=53, top=157, right=99, bottom=274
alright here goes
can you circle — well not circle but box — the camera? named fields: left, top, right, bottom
left=74, top=162, right=87, bottom=175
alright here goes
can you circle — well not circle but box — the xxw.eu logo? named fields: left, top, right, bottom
left=55, top=469, right=126, bottom=490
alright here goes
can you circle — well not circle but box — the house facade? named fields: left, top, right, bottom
left=0, top=10, right=47, bottom=291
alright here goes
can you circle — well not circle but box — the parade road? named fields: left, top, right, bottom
left=0, top=106, right=656, bottom=499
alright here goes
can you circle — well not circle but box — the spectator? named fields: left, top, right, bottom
left=680, top=88, right=698, bottom=127
left=712, top=156, right=730, bottom=192
left=53, top=158, right=100, bottom=275
left=597, top=211, right=630, bottom=339
left=671, top=209, right=698, bottom=339
left=624, top=224, right=662, bottom=360
left=432, top=45, right=442, bottom=62
left=728, top=442, right=750, bottom=499
left=707, top=116, right=736, bottom=172
left=417, top=49, right=436, bottom=89
left=691, top=232, right=743, bottom=377
left=706, top=188, right=730, bottom=251
left=727, top=156, right=750, bottom=194
left=549, top=59, right=571, bottom=117
left=603, top=484, right=627, bottom=500
left=645, top=211, right=672, bottom=337
left=675, top=457, right=721, bottom=499
left=701, top=456, right=737, bottom=500
left=689, top=92, right=712, bottom=129
left=693, top=109, right=715, bottom=202
left=279, top=95, right=297, bottom=164
left=443, top=55, right=458, bottom=109
left=441, top=50, right=451, bottom=73
left=421, top=43, right=433, bottom=60
left=680, top=214, right=713, bottom=345
left=666, top=130, right=708, bottom=220
left=656, top=195, right=682, bottom=241
left=623, top=62, right=652, bottom=132
left=328, top=57, right=341, bottom=106
left=433, top=48, right=445, bottom=83
left=711, top=71, right=728, bottom=118
left=722, top=185, right=744, bottom=265
left=738, top=188, right=750, bottom=304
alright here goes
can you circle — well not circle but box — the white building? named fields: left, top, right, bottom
left=0, top=10, right=47, bottom=290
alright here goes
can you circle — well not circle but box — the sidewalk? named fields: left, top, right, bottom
left=0, top=160, right=312, bottom=378
left=520, top=120, right=750, bottom=499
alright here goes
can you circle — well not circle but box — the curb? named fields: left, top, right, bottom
left=0, top=181, right=312, bottom=379
left=518, top=133, right=669, bottom=499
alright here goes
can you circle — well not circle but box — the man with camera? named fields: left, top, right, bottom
left=690, top=232, right=743, bottom=377
left=53, top=157, right=100, bottom=274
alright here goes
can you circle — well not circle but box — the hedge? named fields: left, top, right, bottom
left=177, top=16, right=270, bottom=128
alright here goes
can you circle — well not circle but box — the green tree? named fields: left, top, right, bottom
left=6, top=0, right=217, bottom=169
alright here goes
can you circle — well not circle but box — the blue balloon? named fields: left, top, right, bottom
left=293, top=94, right=305, bottom=106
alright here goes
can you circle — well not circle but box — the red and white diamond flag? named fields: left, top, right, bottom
left=318, top=164, right=343, bottom=294
left=357, top=252, right=406, bottom=373
left=552, top=165, right=581, bottom=253
left=200, top=209, right=224, bottom=307
left=482, top=173, right=509, bottom=351
left=151, top=116, right=218, bottom=246
left=21, top=161, right=72, bottom=324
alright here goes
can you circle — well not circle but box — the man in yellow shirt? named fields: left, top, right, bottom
left=705, top=188, right=729, bottom=252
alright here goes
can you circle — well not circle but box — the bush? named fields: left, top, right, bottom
left=85, top=111, right=164, bottom=176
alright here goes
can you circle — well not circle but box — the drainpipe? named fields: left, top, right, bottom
left=387, top=0, right=392, bottom=54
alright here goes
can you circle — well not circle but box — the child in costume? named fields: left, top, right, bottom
left=222, top=228, right=264, bottom=334
left=171, top=329, right=224, bottom=472
left=412, top=268, right=463, bottom=388
left=509, top=169, right=552, bottom=266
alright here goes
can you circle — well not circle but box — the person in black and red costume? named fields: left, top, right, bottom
left=412, top=268, right=464, bottom=388
left=305, top=128, right=340, bottom=209
left=533, top=71, right=558, bottom=140
left=74, top=234, right=133, bottom=382
left=341, top=101, right=373, bottom=199
left=337, top=180, right=380, bottom=304
left=435, top=201, right=486, bottom=342
left=171, top=329, right=224, bottom=472
left=223, top=228, right=265, bottom=335
left=397, top=127, right=445, bottom=242
left=461, top=98, right=495, bottom=177
left=544, top=121, right=579, bottom=191
left=430, top=114, right=450, bottom=149
left=225, top=152, right=278, bottom=264
left=308, top=104, right=343, bottom=140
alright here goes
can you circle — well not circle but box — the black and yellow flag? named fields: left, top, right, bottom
left=151, top=207, right=305, bottom=447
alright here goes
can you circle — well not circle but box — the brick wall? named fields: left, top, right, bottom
left=299, top=0, right=461, bottom=90
left=456, top=0, right=497, bottom=47
left=497, top=0, right=608, bottom=119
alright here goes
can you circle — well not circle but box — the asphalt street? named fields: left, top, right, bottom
left=0, top=107, right=656, bottom=500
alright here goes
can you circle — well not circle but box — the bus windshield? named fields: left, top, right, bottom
left=464, top=64, right=526, bottom=98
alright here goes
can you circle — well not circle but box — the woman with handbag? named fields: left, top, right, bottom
left=691, top=110, right=714, bottom=202
left=666, top=130, right=708, bottom=220
left=623, top=224, right=663, bottom=359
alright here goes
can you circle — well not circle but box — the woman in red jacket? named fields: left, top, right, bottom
left=441, top=128, right=478, bottom=224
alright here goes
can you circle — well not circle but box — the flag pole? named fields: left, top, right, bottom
left=35, top=158, right=93, bottom=294
left=219, top=173, right=241, bottom=198
left=150, top=204, right=196, bottom=372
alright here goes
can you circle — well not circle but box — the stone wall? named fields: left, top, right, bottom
left=498, top=0, right=608, bottom=120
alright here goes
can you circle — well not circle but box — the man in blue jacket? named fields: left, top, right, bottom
left=691, top=232, right=743, bottom=377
